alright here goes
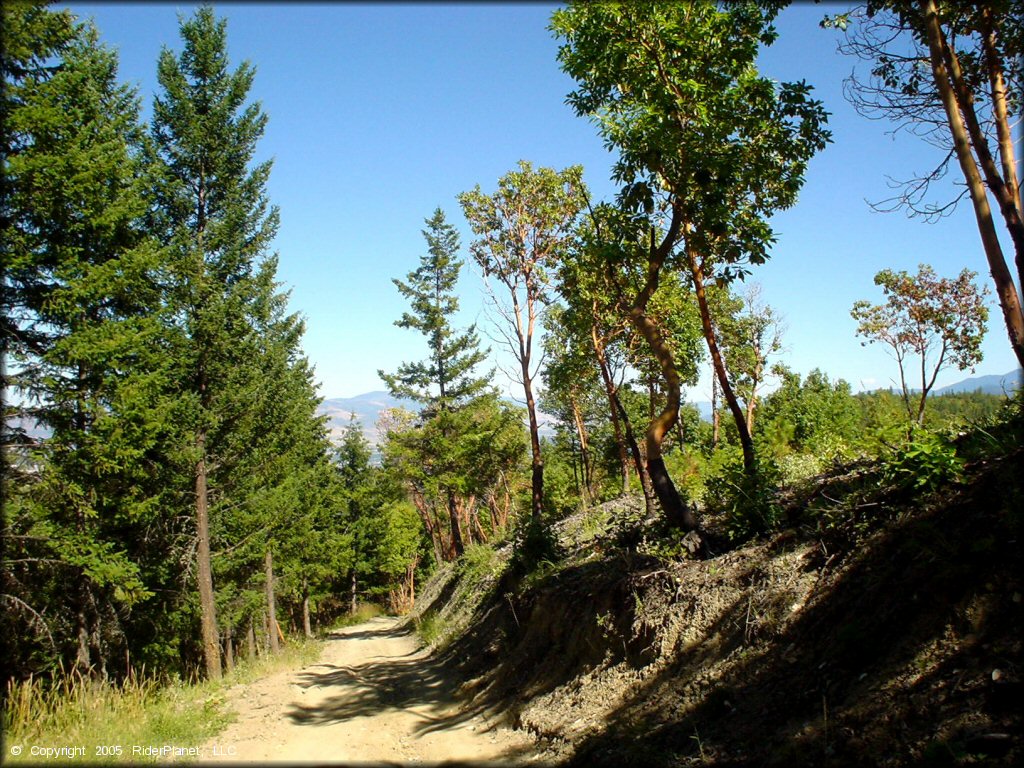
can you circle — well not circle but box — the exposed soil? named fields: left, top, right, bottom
left=414, top=452, right=1023, bottom=766
left=195, top=450, right=1022, bottom=767
left=196, top=615, right=537, bottom=765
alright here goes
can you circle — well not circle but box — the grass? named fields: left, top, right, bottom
left=323, top=602, right=384, bottom=633
left=3, top=636, right=324, bottom=764
left=414, top=610, right=447, bottom=647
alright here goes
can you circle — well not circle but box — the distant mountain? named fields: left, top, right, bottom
left=933, top=368, right=1022, bottom=396
left=316, top=390, right=560, bottom=448
left=317, top=391, right=419, bottom=447
left=690, top=401, right=714, bottom=422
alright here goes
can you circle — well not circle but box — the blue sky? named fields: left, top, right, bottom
left=66, top=2, right=1020, bottom=403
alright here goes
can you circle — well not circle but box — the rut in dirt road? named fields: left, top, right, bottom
left=197, top=615, right=538, bottom=764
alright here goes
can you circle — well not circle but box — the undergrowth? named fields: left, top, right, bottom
left=3, top=637, right=322, bottom=764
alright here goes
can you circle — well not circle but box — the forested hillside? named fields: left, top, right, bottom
left=2, top=2, right=1021, bottom=765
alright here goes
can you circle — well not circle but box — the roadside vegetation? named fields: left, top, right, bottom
left=3, top=1, right=1020, bottom=764
left=3, top=637, right=322, bottom=764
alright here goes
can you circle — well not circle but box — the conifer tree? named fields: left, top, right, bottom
left=379, top=209, right=490, bottom=413
left=379, top=209, right=493, bottom=558
left=149, top=6, right=280, bottom=679
left=2, top=4, right=165, bottom=676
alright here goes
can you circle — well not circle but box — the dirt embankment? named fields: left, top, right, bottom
left=197, top=615, right=537, bottom=764
left=197, top=453, right=1021, bottom=767
left=413, top=455, right=1023, bottom=766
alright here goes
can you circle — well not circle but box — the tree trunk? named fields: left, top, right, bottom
left=919, top=0, right=1024, bottom=369
left=74, top=577, right=92, bottom=675
left=302, top=595, right=312, bottom=638
left=406, top=560, right=416, bottom=611
left=195, top=430, right=221, bottom=680
left=612, top=377, right=656, bottom=517
left=301, top=577, right=312, bottom=638
left=246, top=621, right=256, bottom=662
left=570, top=393, right=593, bottom=502
left=510, top=287, right=545, bottom=522
left=349, top=569, right=357, bottom=615
left=447, top=491, right=465, bottom=558
left=592, top=329, right=631, bottom=495
left=224, top=629, right=234, bottom=674
left=411, top=488, right=444, bottom=565
left=473, top=510, right=488, bottom=544
left=568, top=428, right=581, bottom=495
left=745, top=361, right=762, bottom=436
left=265, top=548, right=279, bottom=654
left=711, top=365, right=721, bottom=449
left=687, top=250, right=756, bottom=475
left=627, top=303, right=696, bottom=530
left=522, top=363, right=545, bottom=522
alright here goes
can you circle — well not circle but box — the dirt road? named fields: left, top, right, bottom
left=196, top=616, right=537, bottom=764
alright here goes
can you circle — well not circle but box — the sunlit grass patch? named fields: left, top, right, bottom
left=3, top=670, right=229, bottom=764
left=3, top=636, right=323, bottom=764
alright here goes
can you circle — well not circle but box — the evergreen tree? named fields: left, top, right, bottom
left=2, top=4, right=167, bottom=677
left=379, top=208, right=490, bottom=413
left=379, top=208, right=494, bottom=558
left=149, top=6, right=280, bottom=679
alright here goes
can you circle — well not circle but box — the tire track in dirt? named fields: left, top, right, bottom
left=196, top=615, right=537, bottom=764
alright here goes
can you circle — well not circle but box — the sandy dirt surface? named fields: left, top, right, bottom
left=195, top=616, right=538, bottom=765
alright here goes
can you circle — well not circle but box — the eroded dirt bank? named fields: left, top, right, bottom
left=196, top=615, right=537, bottom=764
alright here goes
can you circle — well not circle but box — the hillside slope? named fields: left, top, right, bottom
left=412, top=450, right=1022, bottom=766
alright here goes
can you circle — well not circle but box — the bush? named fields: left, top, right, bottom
left=882, top=425, right=963, bottom=492
left=704, top=451, right=783, bottom=541
left=510, top=515, right=562, bottom=574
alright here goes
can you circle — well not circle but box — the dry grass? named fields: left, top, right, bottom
left=3, top=637, right=324, bottom=764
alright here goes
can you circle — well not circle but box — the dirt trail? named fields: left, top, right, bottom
left=196, top=616, right=537, bottom=765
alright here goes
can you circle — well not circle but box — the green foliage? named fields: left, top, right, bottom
left=551, top=1, right=831, bottom=280
left=460, top=161, right=587, bottom=522
left=1, top=1, right=174, bottom=679
left=852, top=264, right=989, bottom=424
left=539, top=435, right=585, bottom=518
left=378, top=208, right=491, bottom=410
left=2, top=4, right=344, bottom=685
left=413, top=610, right=446, bottom=647
left=552, top=0, right=831, bottom=495
left=758, top=367, right=863, bottom=456
left=456, top=543, right=505, bottom=590
left=881, top=425, right=964, bottom=492
left=704, top=450, right=783, bottom=541
left=510, top=515, right=563, bottom=575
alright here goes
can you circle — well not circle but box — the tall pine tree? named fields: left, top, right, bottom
left=149, top=6, right=280, bottom=679
left=2, top=3, right=165, bottom=677
left=379, top=209, right=496, bottom=558
left=379, top=209, right=490, bottom=413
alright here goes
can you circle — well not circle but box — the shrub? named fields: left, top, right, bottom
left=882, top=425, right=963, bottom=492
left=704, top=451, right=783, bottom=541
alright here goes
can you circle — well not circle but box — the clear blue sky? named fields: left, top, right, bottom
left=67, top=2, right=1020, bottom=403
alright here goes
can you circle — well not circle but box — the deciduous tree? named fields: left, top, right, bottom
left=851, top=263, right=989, bottom=424
left=459, top=161, right=586, bottom=522
left=827, top=1, right=1024, bottom=369
left=552, top=1, right=830, bottom=508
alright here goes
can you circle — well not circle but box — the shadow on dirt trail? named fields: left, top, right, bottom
left=284, top=622, right=513, bottom=742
